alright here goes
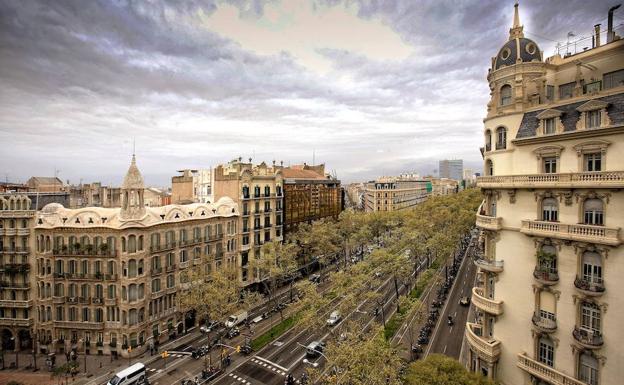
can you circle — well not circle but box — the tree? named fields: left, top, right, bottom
left=404, top=354, right=496, bottom=385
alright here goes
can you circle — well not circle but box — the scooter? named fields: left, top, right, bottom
left=447, top=316, right=454, bottom=326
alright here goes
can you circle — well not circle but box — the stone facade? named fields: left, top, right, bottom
left=465, top=4, right=624, bottom=385
left=363, top=177, right=429, bottom=212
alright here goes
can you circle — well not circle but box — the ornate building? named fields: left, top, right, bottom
left=465, top=4, right=624, bottom=385
left=32, top=156, right=239, bottom=358
left=281, top=164, right=342, bottom=233
left=363, top=177, right=429, bottom=212
left=212, top=159, right=283, bottom=285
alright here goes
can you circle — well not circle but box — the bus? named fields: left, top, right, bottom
left=106, top=362, right=147, bottom=385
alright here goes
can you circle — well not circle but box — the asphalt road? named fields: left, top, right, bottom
left=425, top=239, right=477, bottom=359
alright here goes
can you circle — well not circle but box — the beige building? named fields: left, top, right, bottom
left=171, top=169, right=211, bottom=204
left=68, top=182, right=122, bottom=208
left=363, top=177, right=429, bottom=212
left=26, top=177, right=64, bottom=193
left=32, top=156, right=239, bottom=357
left=465, top=4, right=624, bottom=385
left=212, top=159, right=283, bottom=285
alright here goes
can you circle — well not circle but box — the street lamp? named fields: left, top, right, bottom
left=31, top=329, right=37, bottom=372
left=10, top=336, right=17, bottom=369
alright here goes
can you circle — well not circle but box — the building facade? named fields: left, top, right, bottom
left=29, top=156, right=239, bottom=358
left=171, top=169, right=211, bottom=204
left=26, top=177, right=64, bottom=193
left=363, top=178, right=429, bottom=212
left=439, top=159, right=464, bottom=181
left=465, top=4, right=624, bottom=385
left=68, top=182, right=122, bottom=208
left=281, top=164, right=342, bottom=233
left=212, top=159, right=283, bottom=285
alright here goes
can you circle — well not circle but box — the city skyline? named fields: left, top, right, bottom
left=1, top=0, right=616, bottom=185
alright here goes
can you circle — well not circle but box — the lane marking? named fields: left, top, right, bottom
left=255, top=355, right=289, bottom=372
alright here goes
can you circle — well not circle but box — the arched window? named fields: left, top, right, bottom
left=242, top=185, right=250, bottom=199
left=151, top=233, right=160, bottom=250
left=264, top=185, right=270, bottom=197
left=128, top=235, right=136, bottom=253
left=500, top=84, right=512, bottom=106
left=128, top=284, right=137, bottom=302
left=537, top=244, right=557, bottom=276
left=485, top=159, right=494, bottom=176
left=276, top=185, right=282, bottom=196
left=485, top=130, right=492, bottom=151
left=254, top=185, right=260, bottom=197
left=579, top=352, right=599, bottom=385
left=108, top=285, right=116, bottom=299
left=165, top=231, right=175, bottom=246
left=542, top=198, right=558, bottom=221
left=496, top=127, right=507, bottom=150
left=128, top=260, right=137, bottom=278
left=581, top=251, right=603, bottom=286
left=538, top=335, right=554, bottom=367
left=580, top=302, right=601, bottom=334
left=583, top=199, right=604, bottom=225
left=106, top=236, right=116, bottom=252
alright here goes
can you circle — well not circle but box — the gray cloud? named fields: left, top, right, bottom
left=0, top=0, right=618, bottom=185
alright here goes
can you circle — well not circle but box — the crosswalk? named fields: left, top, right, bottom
left=250, top=357, right=287, bottom=376
left=228, top=372, right=252, bottom=385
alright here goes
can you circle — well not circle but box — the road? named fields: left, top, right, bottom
left=425, top=238, right=477, bottom=359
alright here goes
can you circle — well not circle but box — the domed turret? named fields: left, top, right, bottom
left=493, top=2, right=542, bottom=70
left=120, top=154, right=146, bottom=220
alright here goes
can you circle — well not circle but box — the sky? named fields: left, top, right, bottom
left=0, top=0, right=621, bottom=186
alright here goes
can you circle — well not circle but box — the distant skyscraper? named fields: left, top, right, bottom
left=439, top=159, right=463, bottom=181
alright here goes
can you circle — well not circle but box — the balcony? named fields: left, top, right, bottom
left=520, top=220, right=621, bottom=246
left=1, top=247, right=30, bottom=254
left=573, top=276, right=605, bottom=296
left=0, top=318, right=33, bottom=327
left=151, top=267, right=163, bottom=276
left=474, top=258, right=504, bottom=273
left=242, top=228, right=250, bottom=234
left=517, top=353, right=585, bottom=385
left=0, top=299, right=33, bottom=308
left=0, top=263, right=30, bottom=274
left=54, top=321, right=104, bottom=330
left=150, top=242, right=176, bottom=253
left=0, top=281, right=30, bottom=289
left=165, top=264, right=176, bottom=272
left=478, top=171, right=624, bottom=189
left=53, top=248, right=118, bottom=257
left=572, top=327, right=603, bottom=349
left=476, top=214, right=502, bottom=231
left=242, top=211, right=250, bottom=217
left=471, top=287, right=504, bottom=315
left=532, top=313, right=557, bottom=333
left=533, top=267, right=559, bottom=286
left=179, top=260, right=190, bottom=269
left=465, top=323, right=501, bottom=363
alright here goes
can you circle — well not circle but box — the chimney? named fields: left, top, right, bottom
left=595, top=24, right=601, bottom=47
left=608, top=4, right=621, bottom=43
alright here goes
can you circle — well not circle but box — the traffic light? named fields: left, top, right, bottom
left=236, top=345, right=241, bottom=353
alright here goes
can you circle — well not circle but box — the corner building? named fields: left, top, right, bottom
left=466, top=4, right=624, bottom=385
left=33, top=156, right=239, bottom=357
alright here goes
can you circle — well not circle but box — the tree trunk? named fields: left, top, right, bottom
left=393, top=276, right=400, bottom=313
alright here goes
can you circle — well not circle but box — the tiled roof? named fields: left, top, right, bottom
left=30, top=177, right=63, bottom=185
left=281, top=168, right=325, bottom=179
left=516, top=93, right=624, bottom=139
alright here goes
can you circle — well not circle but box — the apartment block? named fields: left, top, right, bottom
left=465, top=4, right=624, bottom=385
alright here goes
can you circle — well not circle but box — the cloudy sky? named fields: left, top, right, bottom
left=0, top=0, right=620, bottom=185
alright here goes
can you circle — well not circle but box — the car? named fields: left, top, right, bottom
left=305, top=341, right=326, bottom=358
left=326, top=310, right=341, bottom=326
left=459, top=296, right=470, bottom=306
left=200, top=320, right=221, bottom=334
left=226, top=327, right=240, bottom=339
left=309, top=274, right=321, bottom=284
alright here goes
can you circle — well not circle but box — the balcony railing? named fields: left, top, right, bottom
left=54, top=321, right=105, bottom=330
left=520, top=220, right=621, bottom=246
left=0, top=299, right=32, bottom=308
left=572, top=327, right=603, bottom=349
left=471, top=287, right=504, bottom=315
left=532, top=313, right=557, bottom=332
left=517, top=353, right=585, bottom=385
left=573, top=276, right=605, bottom=296
left=53, top=248, right=118, bottom=257
left=165, top=264, right=176, bottom=272
left=474, top=258, right=504, bottom=273
left=478, top=171, right=624, bottom=189
left=151, top=267, right=163, bottom=276
left=476, top=214, right=502, bottom=231
left=1, top=247, right=30, bottom=254
left=0, top=318, right=33, bottom=327
left=150, top=242, right=176, bottom=253
left=533, top=267, right=559, bottom=285
left=0, top=281, right=30, bottom=289
left=465, top=323, right=501, bottom=363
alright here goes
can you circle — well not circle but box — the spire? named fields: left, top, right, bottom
left=120, top=155, right=146, bottom=220
left=509, top=1, right=524, bottom=40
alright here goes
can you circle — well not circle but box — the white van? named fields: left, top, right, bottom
left=107, top=363, right=147, bottom=385
left=225, top=310, right=248, bottom=328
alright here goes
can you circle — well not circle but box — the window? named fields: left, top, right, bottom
left=586, top=110, right=601, bottom=129
left=542, top=198, right=558, bottom=221
left=582, top=252, right=603, bottom=285
left=539, top=245, right=557, bottom=274
left=538, top=336, right=554, bottom=367
left=583, top=199, right=604, bottom=225
left=167, top=274, right=175, bottom=288
left=543, top=157, right=557, bottom=174
left=584, top=153, right=602, bottom=172
left=546, top=85, right=554, bottom=101
left=603, top=68, right=624, bottom=89
left=151, top=279, right=161, bottom=293
left=495, top=127, right=506, bottom=150
left=484, top=130, right=492, bottom=151
left=500, top=85, right=512, bottom=106
left=544, top=118, right=556, bottom=134
left=559, top=82, right=575, bottom=100
left=579, top=353, right=599, bottom=385
left=581, top=302, right=601, bottom=334
left=485, top=160, right=493, bottom=176
left=584, top=81, right=601, bottom=94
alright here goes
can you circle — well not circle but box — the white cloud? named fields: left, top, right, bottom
left=200, top=0, right=414, bottom=73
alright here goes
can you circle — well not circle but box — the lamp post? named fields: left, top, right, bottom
left=31, top=329, right=37, bottom=371
left=9, top=336, right=17, bottom=369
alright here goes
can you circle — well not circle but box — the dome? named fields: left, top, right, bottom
left=494, top=37, right=542, bottom=70
left=41, top=202, right=64, bottom=213
left=122, top=154, right=144, bottom=189
left=493, top=3, right=542, bottom=70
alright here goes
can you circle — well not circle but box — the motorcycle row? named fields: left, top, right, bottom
left=414, top=233, right=473, bottom=352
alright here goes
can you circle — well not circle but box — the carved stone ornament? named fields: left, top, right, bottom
left=556, top=190, right=574, bottom=206
left=533, top=144, right=564, bottom=159
left=536, top=108, right=564, bottom=119
left=534, top=190, right=556, bottom=202
left=573, top=140, right=610, bottom=157
left=507, top=189, right=516, bottom=204
left=575, top=190, right=611, bottom=204
left=576, top=99, right=609, bottom=112
left=573, top=243, right=609, bottom=260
